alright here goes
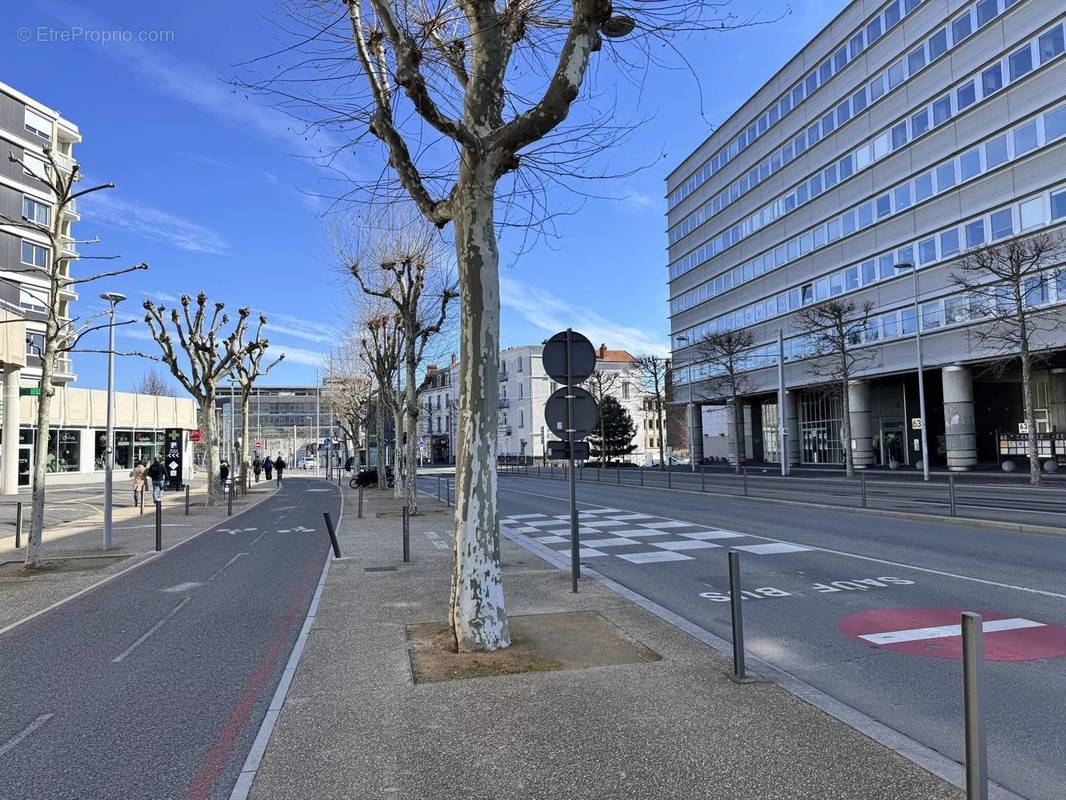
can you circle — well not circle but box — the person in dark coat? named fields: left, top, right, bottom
left=219, top=460, right=230, bottom=491
left=344, top=455, right=354, bottom=473
left=147, top=456, right=167, bottom=503
left=274, top=455, right=286, bottom=486
left=263, top=456, right=273, bottom=481
left=252, top=457, right=262, bottom=483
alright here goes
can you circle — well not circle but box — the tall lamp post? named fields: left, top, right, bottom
left=674, top=335, right=696, bottom=471
left=100, top=291, right=126, bottom=550
left=902, top=263, right=930, bottom=481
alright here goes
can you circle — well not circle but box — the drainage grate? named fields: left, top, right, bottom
left=364, top=566, right=398, bottom=573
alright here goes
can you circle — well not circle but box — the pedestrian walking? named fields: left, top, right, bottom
left=252, top=456, right=262, bottom=483
left=147, top=456, right=167, bottom=503
left=275, top=454, right=286, bottom=486
left=263, top=456, right=273, bottom=482
left=129, top=462, right=146, bottom=506
left=219, top=459, right=230, bottom=492
left=344, top=455, right=354, bottom=473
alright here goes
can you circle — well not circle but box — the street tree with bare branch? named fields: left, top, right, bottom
left=696, top=329, right=755, bottom=473
left=359, top=310, right=403, bottom=491
left=793, top=300, right=875, bottom=478
left=234, top=315, right=285, bottom=484
left=133, top=368, right=176, bottom=397
left=143, top=294, right=263, bottom=504
left=1, top=149, right=148, bottom=567
left=325, top=335, right=374, bottom=462
left=951, top=232, right=1066, bottom=485
left=344, top=221, right=457, bottom=514
left=635, top=354, right=669, bottom=469
left=243, top=0, right=753, bottom=650
left=582, top=368, right=618, bottom=465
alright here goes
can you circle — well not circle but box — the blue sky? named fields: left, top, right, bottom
left=0, top=0, right=840, bottom=391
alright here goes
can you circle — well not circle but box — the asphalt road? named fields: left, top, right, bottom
left=485, top=472, right=1066, bottom=800
left=0, top=477, right=339, bottom=800
left=499, top=462, right=1066, bottom=528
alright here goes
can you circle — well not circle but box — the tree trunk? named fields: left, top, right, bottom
left=203, top=390, right=221, bottom=504
left=25, top=337, right=58, bottom=567
left=1020, top=349, right=1041, bottom=486
left=732, top=392, right=743, bottom=475
left=375, top=396, right=386, bottom=490
left=448, top=168, right=509, bottom=653
left=841, top=377, right=855, bottom=478
left=392, top=404, right=404, bottom=499
left=240, top=390, right=251, bottom=488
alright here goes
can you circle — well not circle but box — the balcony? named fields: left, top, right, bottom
left=61, top=197, right=79, bottom=219
left=498, top=398, right=510, bottom=408
left=60, top=235, right=78, bottom=257
left=52, top=151, right=75, bottom=173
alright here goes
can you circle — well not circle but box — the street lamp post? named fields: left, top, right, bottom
left=100, top=291, right=126, bottom=550
left=675, top=335, right=696, bottom=472
left=904, top=263, right=931, bottom=481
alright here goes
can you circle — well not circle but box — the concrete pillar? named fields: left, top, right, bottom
left=688, top=402, right=704, bottom=465
left=1049, top=369, right=1066, bottom=431
left=783, top=390, right=800, bottom=466
left=942, top=365, right=977, bottom=471
left=848, top=380, right=875, bottom=469
left=2, top=365, right=20, bottom=495
left=726, top=401, right=745, bottom=466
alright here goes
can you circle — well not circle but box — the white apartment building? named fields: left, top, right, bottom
left=419, top=344, right=656, bottom=464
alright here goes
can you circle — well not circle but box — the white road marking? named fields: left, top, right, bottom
left=638, top=520, right=692, bottom=529
left=248, top=532, right=266, bottom=547
left=500, top=484, right=1066, bottom=601
left=653, top=540, right=722, bottom=551
left=508, top=513, right=545, bottom=520
left=582, top=537, right=640, bottom=548
left=112, top=597, right=192, bottom=663
left=860, top=618, right=1044, bottom=645
left=681, top=530, right=746, bottom=540
left=0, top=713, right=54, bottom=757
left=577, top=548, right=607, bottom=558
left=617, top=551, right=694, bottom=564
left=422, top=530, right=448, bottom=550
left=207, top=553, right=249, bottom=583
left=536, top=535, right=568, bottom=544
left=734, top=543, right=813, bottom=555
left=162, top=582, right=202, bottom=594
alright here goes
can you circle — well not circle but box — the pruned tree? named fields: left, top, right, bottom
left=635, top=354, right=669, bottom=469
left=583, top=368, right=618, bottom=464
left=242, top=1, right=754, bottom=651
left=360, top=311, right=403, bottom=491
left=344, top=218, right=457, bottom=514
left=326, top=335, right=374, bottom=462
left=143, top=293, right=262, bottom=504
left=234, top=315, right=285, bottom=484
left=134, top=367, right=176, bottom=397
left=588, top=395, right=637, bottom=463
left=951, top=232, right=1066, bottom=485
left=696, top=329, right=754, bottom=473
left=793, top=299, right=875, bottom=478
left=1, top=149, right=148, bottom=567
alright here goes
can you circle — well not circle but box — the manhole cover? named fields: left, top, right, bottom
left=364, top=566, right=397, bottom=573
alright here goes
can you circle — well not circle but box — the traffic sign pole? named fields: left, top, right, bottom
left=567, top=329, right=579, bottom=593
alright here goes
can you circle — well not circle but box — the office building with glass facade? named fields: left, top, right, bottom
left=668, top=0, right=1066, bottom=469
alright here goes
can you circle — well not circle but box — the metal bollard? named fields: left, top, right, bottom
left=402, top=506, right=410, bottom=563
left=15, top=501, right=23, bottom=549
left=949, top=474, right=957, bottom=517
left=185, top=485, right=190, bottom=516
left=140, top=489, right=145, bottom=515
left=446, top=478, right=452, bottom=507
left=155, top=501, right=162, bottom=551
left=322, top=511, right=342, bottom=558
left=728, top=550, right=747, bottom=681
left=640, top=466, right=644, bottom=487
left=743, top=466, right=749, bottom=497
left=667, top=467, right=672, bottom=489
left=860, top=470, right=867, bottom=508
left=358, top=485, right=364, bottom=519
left=437, top=475, right=441, bottom=501
left=962, top=612, right=989, bottom=800
left=227, top=482, right=233, bottom=516
left=701, top=465, right=706, bottom=492
left=616, top=464, right=621, bottom=484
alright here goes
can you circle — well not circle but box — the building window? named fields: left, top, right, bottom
left=519, top=410, right=524, bottom=429
left=21, top=240, right=49, bottom=269
left=1040, top=25, right=1065, bottom=63
left=47, top=430, right=80, bottom=473
left=799, top=391, right=843, bottom=466
left=22, top=196, right=50, bottom=225
left=24, top=107, right=52, bottom=141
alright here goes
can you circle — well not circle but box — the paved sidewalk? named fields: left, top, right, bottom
left=244, top=488, right=962, bottom=800
left=0, top=475, right=281, bottom=631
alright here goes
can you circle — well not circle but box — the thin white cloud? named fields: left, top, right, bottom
left=80, top=192, right=230, bottom=255
left=259, top=311, right=338, bottom=347
left=270, top=343, right=325, bottom=367
left=500, top=276, right=669, bottom=357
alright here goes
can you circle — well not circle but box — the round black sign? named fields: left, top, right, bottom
left=542, top=330, right=597, bottom=384
left=543, top=387, right=599, bottom=441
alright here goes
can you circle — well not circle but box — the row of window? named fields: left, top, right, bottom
left=668, top=0, right=1019, bottom=241
left=23, top=107, right=53, bottom=143
left=669, top=100, right=1066, bottom=331
left=674, top=183, right=1066, bottom=346
left=668, top=0, right=940, bottom=209
left=22, top=195, right=50, bottom=226
left=669, top=16, right=1065, bottom=266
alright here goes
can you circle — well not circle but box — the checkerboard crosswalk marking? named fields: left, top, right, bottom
left=501, top=507, right=813, bottom=567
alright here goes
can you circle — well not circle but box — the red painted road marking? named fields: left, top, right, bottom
left=839, top=608, right=1066, bottom=662
left=184, top=555, right=322, bottom=800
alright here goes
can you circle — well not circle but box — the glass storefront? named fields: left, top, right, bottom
left=19, top=428, right=81, bottom=473
left=94, top=429, right=166, bottom=470
left=761, top=401, right=780, bottom=463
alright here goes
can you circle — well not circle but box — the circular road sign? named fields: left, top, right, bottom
left=542, top=330, right=597, bottom=384
left=543, top=387, right=598, bottom=441
left=839, top=607, right=1066, bottom=662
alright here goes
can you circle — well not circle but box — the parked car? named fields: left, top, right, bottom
left=351, top=466, right=394, bottom=488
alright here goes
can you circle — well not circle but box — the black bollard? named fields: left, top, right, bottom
left=155, top=501, right=162, bottom=551
left=322, top=511, right=342, bottom=558
left=15, top=501, right=23, bottom=549
left=402, top=505, right=410, bottom=563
